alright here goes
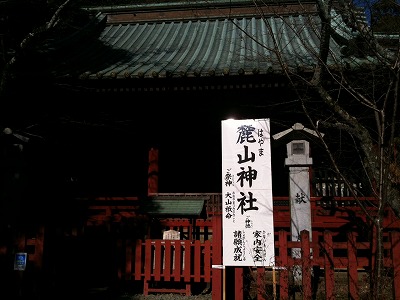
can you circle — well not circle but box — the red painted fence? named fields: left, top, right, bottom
left=118, top=229, right=400, bottom=299
left=118, top=239, right=212, bottom=295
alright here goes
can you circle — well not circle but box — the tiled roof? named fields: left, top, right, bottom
left=47, top=2, right=376, bottom=81
left=142, top=197, right=206, bottom=216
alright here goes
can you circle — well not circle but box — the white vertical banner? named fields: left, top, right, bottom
left=221, top=119, right=275, bottom=267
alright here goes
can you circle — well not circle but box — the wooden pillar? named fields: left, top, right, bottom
left=212, top=214, right=223, bottom=300
left=147, top=148, right=159, bottom=196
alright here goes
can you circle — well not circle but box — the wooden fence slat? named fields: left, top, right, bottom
left=117, top=239, right=122, bottom=280
left=134, top=240, right=142, bottom=280
left=347, top=231, right=359, bottom=300
left=164, top=240, right=172, bottom=281
left=144, top=240, right=152, bottom=280
left=194, top=240, right=201, bottom=282
left=235, top=267, right=244, bottom=300
left=174, top=241, right=182, bottom=281
left=33, top=226, right=44, bottom=269
left=301, top=230, right=312, bottom=300
left=256, top=267, right=264, bottom=300
left=144, top=239, right=153, bottom=296
left=204, top=240, right=211, bottom=282
left=212, top=214, right=223, bottom=300
left=154, top=240, right=162, bottom=281
left=278, top=230, right=289, bottom=300
left=125, top=239, right=132, bottom=280
left=184, top=240, right=191, bottom=282
left=122, top=227, right=400, bottom=299
left=323, top=231, right=335, bottom=300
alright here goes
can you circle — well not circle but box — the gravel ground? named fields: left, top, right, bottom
left=85, top=287, right=212, bottom=300
left=123, top=293, right=212, bottom=300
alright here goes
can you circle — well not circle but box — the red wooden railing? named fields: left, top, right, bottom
left=118, top=230, right=400, bottom=299
left=117, top=239, right=212, bottom=295
left=274, top=230, right=400, bottom=300
left=12, top=195, right=400, bottom=298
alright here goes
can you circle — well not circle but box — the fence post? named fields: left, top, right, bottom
left=323, top=231, right=334, bottom=300
left=301, top=230, right=312, bottom=300
left=184, top=240, right=191, bottom=283
left=143, top=240, right=153, bottom=296
left=134, top=240, right=142, bottom=280
left=194, top=240, right=201, bottom=282
left=117, top=239, right=122, bottom=280
left=256, top=267, right=265, bottom=300
left=235, top=267, right=244, bottom=300
left=174, top=241, right=182, bottom=282
left=212, top=214, right=223, bottom=300
left=347, top=231, right=359, bottom=300
left=164, top=240, right=172, bottom=281
left=390, top=231, right=400, bottom=300
left=154, top=240, right=162, bottom=281
left=278, top=230, right=289, bottom=300
left=204, top=240, right=211, bottom=283
left=125, top=239, right=132, bottom=280
left=33, top=225, right=44, bottom=269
